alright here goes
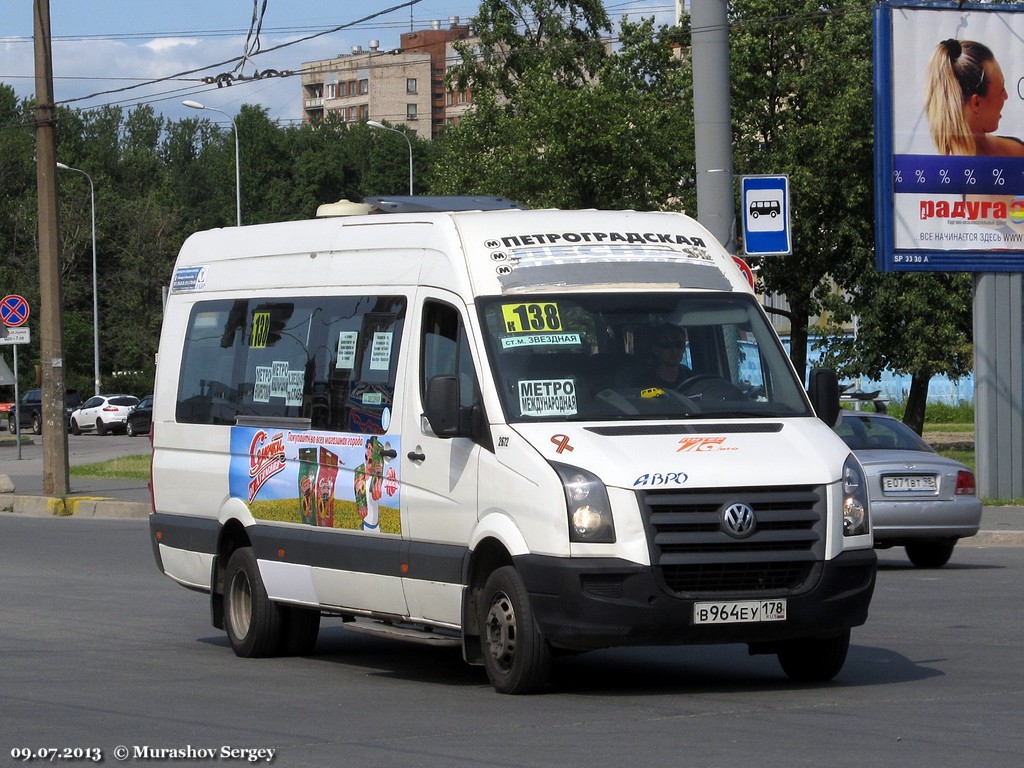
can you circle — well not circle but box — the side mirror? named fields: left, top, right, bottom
left=424, top=375, right=460, bottom=437
left=808, top=367, right=841, bottom=427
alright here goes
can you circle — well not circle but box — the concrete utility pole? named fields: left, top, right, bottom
left=34, top=0, right=70, bottom=496
left=690, top=0, right=736, bottom=252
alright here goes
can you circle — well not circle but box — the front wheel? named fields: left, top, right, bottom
left=478, top=566, right=553, bottom=694
left=777, top=629, right=850, bottom=683
left=31, top=413, right=42, bottom=435
left=70, top=418, right=81, bottom=436
left=223, top=547, right=282, bottom=658
left=126, top=419, right=136, bottom=437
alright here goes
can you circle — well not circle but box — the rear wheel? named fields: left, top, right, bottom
left=905, top=540, right=956, bottom=568
left=70, top=417, right=81, bottom=436
left=777, top=629, right=850, bottom=683
left=96, top=418, right=107, bottom=436
left=479, top=566, right=552, bottom=694
left=126, top=419, right=136, bottom=437
left=31, top=413, right=42, bottom=435
left=223, top=547, right=282, bottom=658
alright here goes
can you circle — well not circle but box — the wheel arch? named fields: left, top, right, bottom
left=461, top=535, right=515, bottom=666
left=210, top=517, right=252, bottom=630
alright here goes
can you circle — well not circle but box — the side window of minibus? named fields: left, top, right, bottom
left=421, top=301, right=479, bottom=409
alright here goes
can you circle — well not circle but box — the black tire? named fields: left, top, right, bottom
left=223, top=547, right=283, bottom=658
left=777, top=629, right=850, bottom=683
left=70, top=417, right=81, bottom=436
left=8, top=414, right=16, bottom=433
left=478, top=566, right=553, bottom=694
left=31, top=412, right=42, bottom=435
left=126, top=419, right=136, bottom=437
left=905, top=540, right=956, bottom=568
left=279, top=606, right=321, bottom=656
left=96, top=418, right=107, bottom=436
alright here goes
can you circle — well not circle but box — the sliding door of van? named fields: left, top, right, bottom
left=400, top=294, right=482, bottom=625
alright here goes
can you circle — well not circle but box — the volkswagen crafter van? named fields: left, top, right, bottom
left=149, top=206, right=876, bottom=694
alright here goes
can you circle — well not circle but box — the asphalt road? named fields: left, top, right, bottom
left=2, top=516, right=1022, bottom=768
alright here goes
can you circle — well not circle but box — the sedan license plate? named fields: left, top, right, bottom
left=694, top=600, right=786, bottom=625
left=882, top=475, right=937, bottom=493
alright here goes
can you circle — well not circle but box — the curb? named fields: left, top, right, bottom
left=969, top=530, right=1024, bottom=546
left=1, top=494, right=150, bottom=519
left=1, top=493, right=1021, bottom=543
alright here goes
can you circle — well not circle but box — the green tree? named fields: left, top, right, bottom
left=729, top=0, right=876, bottom=382
left=433, top=16, right=694, bottom=211
left=818, top=272, right=974, bottom=434
left=451, top=0, right=612, bottom=96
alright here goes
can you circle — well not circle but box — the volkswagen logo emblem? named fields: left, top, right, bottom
left=721, top=502, right=756, bottom=538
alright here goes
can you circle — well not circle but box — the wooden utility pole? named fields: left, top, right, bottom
left=34, top=0, right=69, bottom=496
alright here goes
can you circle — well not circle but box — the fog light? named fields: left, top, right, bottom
left=572, top=506, right=605, bottom=538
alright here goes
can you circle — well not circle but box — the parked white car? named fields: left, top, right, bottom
left=70, top=394, right=140, bottom=436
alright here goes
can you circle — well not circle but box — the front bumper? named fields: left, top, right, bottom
left=515, top=548, right=877, bottom=650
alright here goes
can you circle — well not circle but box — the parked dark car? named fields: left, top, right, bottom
left=126, top=394, right=153, bottom=437
left=7, top=388, right=82, bottom=434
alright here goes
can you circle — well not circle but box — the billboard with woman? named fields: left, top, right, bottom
left=875, top=1, right=1024, bottom=271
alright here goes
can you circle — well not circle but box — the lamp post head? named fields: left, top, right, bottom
left=182, top=100, right=206, bottom=111
left=367, top=120, right=386, bottom=129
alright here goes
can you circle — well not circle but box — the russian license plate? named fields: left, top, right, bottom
left=694, top=600, right=787, bottom=625
left=882, top=474, right=937, bottom=493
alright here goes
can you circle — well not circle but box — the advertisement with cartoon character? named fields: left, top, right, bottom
left=229, top=427, right=400, bottom=534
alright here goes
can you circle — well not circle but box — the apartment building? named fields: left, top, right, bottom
left=301, top=19, right=475, bottom=138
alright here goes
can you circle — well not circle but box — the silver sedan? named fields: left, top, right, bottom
left=835, top=411, right=981, bottom=568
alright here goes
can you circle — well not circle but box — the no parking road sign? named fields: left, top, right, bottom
left=1, top=295, right=30, bottom=327
left=741, top=175, right=791, bottom=256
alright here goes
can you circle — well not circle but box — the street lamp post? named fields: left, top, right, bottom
left=367, top=120, right=414, bottom=195
left=183, top=100, right=242, bottom=226
left=56, top=162, right=100, bottom=396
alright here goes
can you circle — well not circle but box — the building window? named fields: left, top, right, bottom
left=406, top=78, right=417, bottom=94
left=359, top=79, right=369, bottom=95
left=325, top=83, right=336, bottom=99
left=407, top=104, right=418, bottom=120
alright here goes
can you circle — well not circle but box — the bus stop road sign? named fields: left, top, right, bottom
left=741, top=176, right=791, bottom=256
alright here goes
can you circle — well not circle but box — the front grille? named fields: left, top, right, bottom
left=640, top=485, right=826, bottom=595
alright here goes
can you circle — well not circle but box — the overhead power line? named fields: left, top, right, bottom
left=57, top=0, right=424, bottom=106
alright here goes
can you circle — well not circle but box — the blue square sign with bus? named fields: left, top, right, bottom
left=741, top=175, right=791, bottom=256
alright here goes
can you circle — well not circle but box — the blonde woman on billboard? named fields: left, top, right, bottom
left=925, top=38, right=1024, bottom=157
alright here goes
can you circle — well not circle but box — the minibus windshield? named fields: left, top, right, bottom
left=479, top=293, right=811, bottom=422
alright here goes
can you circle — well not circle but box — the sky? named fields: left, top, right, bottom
left=2, top=1, right=678, bottom=126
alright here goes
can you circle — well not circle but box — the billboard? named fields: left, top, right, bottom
left=875, top=1, right=1024, bottom=271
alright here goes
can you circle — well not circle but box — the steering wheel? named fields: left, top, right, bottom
left=677, top=374, right=747, bottom=401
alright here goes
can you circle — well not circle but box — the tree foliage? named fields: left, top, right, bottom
left=434, top=15, right=695, bottom=211
left=0, top=0, right=977, bottom=424
left=450, top=0, right=612, bottom=96
left=729, top=0, right=876, bottom=380
left=0, top=84, right=426, bottom=396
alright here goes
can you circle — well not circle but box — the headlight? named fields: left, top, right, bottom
left=842, top=454, right=870, bottom=536
left=553, top=462, right=615, bottom=543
